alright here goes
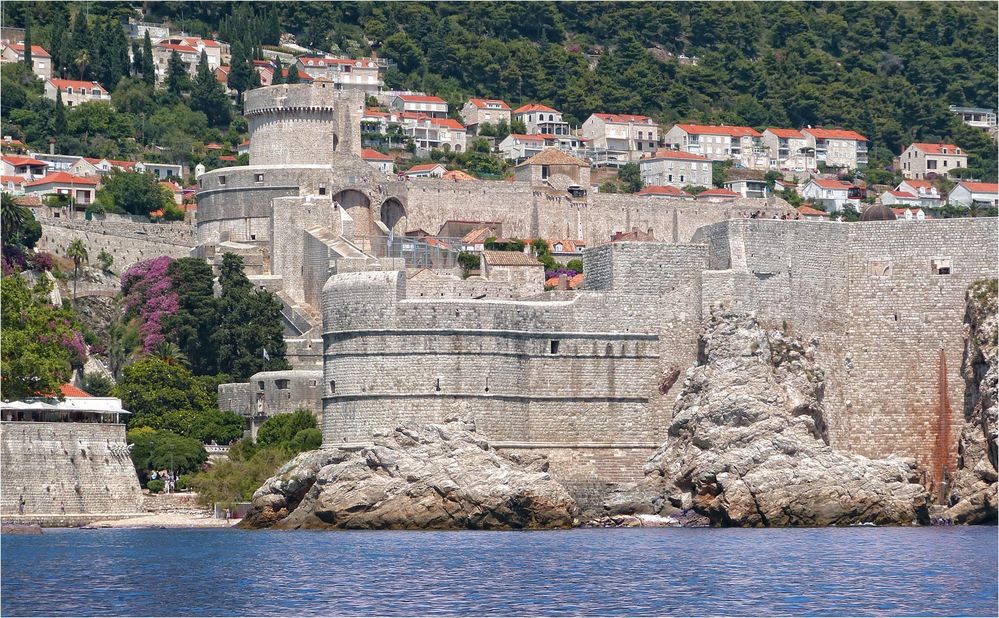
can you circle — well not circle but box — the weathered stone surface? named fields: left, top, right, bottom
left=240, top=419, right=578, bottom=530
left=945, top=281, right=998, bottom=524
left=640, top=311, right=930, bottom=527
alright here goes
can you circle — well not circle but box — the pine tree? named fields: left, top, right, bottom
left=286, top=63, right=300, bottom=84
left=50, top=16, right=66, bottom=79
left=166, top=50, right=188, bottom=96
left=54, top=90, right=67, bottom=136
left=22, top=13, right=32, bottom=68
left=142, top=31, right=155, bottom=86
left=271, top=57, right=283, bottom=85
left=191, top=50, right=232, bottom=128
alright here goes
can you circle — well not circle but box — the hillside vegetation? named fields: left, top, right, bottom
left=1, top=1, right=996, bottom=179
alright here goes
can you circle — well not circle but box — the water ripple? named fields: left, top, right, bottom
left=2, top=527, right=996, bottom=616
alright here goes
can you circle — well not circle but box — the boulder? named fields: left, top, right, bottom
left=640, top=311, right=930, bottom=527
left=945, top=280, right=998, bottom=524
left=239, top=419, right=578, bottom=530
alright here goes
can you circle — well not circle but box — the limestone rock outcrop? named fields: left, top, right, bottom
left=945, top=280, right=998, bottom=524
left=239, top=419, right=578, bottom=530
left=641, top=311, right=930, bottom=526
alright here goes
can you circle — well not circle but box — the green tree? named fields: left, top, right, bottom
left=495, top=118, right=511, bottom=142
left=166, top=50, right=189, bottom=96
left=619, top=163, right=643, bottom=193
left=82, top=372, right=113, bottom=397
left=1, top=193, right=40, bottom=248
left=127, top=427, right=208, bottom=485
left=271, top=57, right=283, bottom=85
left=66, top=238, right=89, bottom=300
left=68, top=11, right=91, bottom=80
left=256, top=410, right=319, bottom=448
left=285, top=62, right=300, bottom=84
left=141, top=31, right=155, bottom=86
left=163, top=257, right=219, bottom=376
left=53, top=89, right=67, bottom=134
left=226, top=41, right=254, bottom=99
left=22, top=12, right=32, bottom=68
left=97, top=249, right=113, bottom=272
left=1, top=274, right=82, bottom=399
left=191, top=50, right=232, bottom=128
left=95, top=170, right=172, bottom=216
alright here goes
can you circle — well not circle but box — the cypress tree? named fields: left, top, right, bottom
left=286, top=63, right=300, bottom=84
left=166, top=50, right=188, bottom=96
left=69, top=11, right=90, bottom=80
left=107, top=16, right=130, bottom=90
left=191, top=50, right=232, bottom=128
left=22, top=13, right=32, bottom=68
left=142, top=31, right=155, bottom=86
left=271, top=57, right=283, bottom=85
left=131, top=41, right=143, bottom=76
left=50, top=16, right=66, bottom=78
left=54, top=89, right=67, bottom=135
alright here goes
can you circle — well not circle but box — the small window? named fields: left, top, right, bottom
left=329, top=381, right=336, bottom=394
left=257, top=381, right=265, bottom=390
left=931, top=258, right=952, bottom=276
left=250, top=234, right=256, bottom=240
left=435, top=378, right=441, bottom=392
left=541, top=165, right=550, bottom=180
left=218, top=175, right=227, bottom=186
left=550, top=340, right=560, bottom=355
left=254, top=173, right=264, bottom=183
left=275, top=379, right=290, bottom=390
left=309, top=380, right=317, bottom=387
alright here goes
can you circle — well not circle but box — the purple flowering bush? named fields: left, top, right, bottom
left=544, top=267, right=579, bottom=280
left=121, top=256, right=179, bottom=352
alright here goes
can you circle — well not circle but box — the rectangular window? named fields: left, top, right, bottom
left=931, top=258, right=952, bottom=276
left=541, top=165, right=550, bottom=180
left=275, top=379, right=290, bottom=390
left=218, top=175, right=227, bottom=186
left=550, top=340, right=560, bottom=355
left=927, top=160, right=937, bottom=170
left=329, top=381, right=336, bottom=394
left=319, top=184, right=327, bottom=195
left=254, top=173, right=264, bottom=183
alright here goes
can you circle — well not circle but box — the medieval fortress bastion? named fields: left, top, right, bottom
left=34, top=84, right=997, bottom=507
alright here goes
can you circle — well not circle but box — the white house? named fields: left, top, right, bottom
left=762, top=128, right=813, bottom=171
left=664, top=124, right=767, bottom=170
left=0, top=43, right=51, bottom=79
left=361, top=148, right=394, bottom=174
left=948, top=181, right=999, bottom=208
left=513, top=104, right=571, bottom=136
left=460, top=99, right=511, bottom=135
left=391, top=94, right=448, bottom=118
left=897, top=179, right=944, bottom=209
left=293, top=56, right=383, bottom=92
left=44, top=79, right=110, bottom=106
left=724, top=179, right=770, bottom=199
left=1, top=154, right=48, bottom=180
left=880, top=190, right=922, bottom=207
left=801, top=128, right=868, bottom=170
left=580, top=113, right=659, bottom=162
left=0, top=175, right=27, bottom=194
left=800, top=177, right=859, bottom=212
left=498, top=134, right=556, bottom=162
left=402, top=163, right=447, bottom=179
left=890, top=207, right=927, bottom=221
left=23, top=171, right=99, bottom=206
left=638, top=150, right=712, bottom=188
left=403, top=116, right=466, bottom=155
left=899, top=143, right=967, bottom=180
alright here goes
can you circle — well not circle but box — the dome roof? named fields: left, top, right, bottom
left=860, top=204, right=897, bottom=221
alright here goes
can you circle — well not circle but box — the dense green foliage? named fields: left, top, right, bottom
left=2, top=2, right=995, bottom=178
left=0, top=273, right=85, bottom=399
left=190, top=410, right=321, bottom=506
left=93, top=170, right=178, bottom=217
left=126, top=426, right=208, bottom=486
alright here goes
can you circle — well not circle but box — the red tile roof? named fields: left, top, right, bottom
left=697, top=188, right=740, bottom=197
left=49, top=79, right=108, bottom=93
left=404, top=163, right=446, bottom=174
left=514, top=103, right=558, bottom=114
left=803, top=128, right=867, bottom=141
left=420, top=117, right=465, bottom=130
left=60, top=384, right=91, bottom=397
left=889, top=190, right=918, bottom=198
left=810, top=178, right=853, bottom=190
left=219, top=155, right=237, bottom=162
left=545, top=273, right=585, bottom=289
left=397, top=94, right=447, bottom=104
left=797, top=205, right=828, bottom=216
left=7, top=43, right=50, bottom=58
left=595, top=113, right=654, bottom=124
left=766, top=128, right=804, bottom=139
left=2, top=155, right=48, bottom=167
left=25, top=171, right=99, bottom=187
left=462, top=228, right=492, bottom=244
left=508, top=133, right=551, bottom=142
left=361, top=148, right=393, bottom=161
left=910, top=143, right=963, bottom=155
left=674, top=124, right=761, bottom=137
left=647, top=149, right=708, bottom=161
left=158, top=43, right=199, bottom=54
left=958, top=182, right=999, bottom=193
left=468, top=98, right=510, bottom=110
left=0, top=175, right=26, bottom=184
left=900, top=179, right=937, bottom=191
left=442, top=169, right=475, bottom=181
left=636, top=185, right=690, bottom=197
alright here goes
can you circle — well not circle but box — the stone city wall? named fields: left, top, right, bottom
left=0, top=422, right=144, bottom=515
left=218, top=370, right=323, bottom=439
left=39, top=219, right=194, bottom=272
left=693, top=218, right=999, bottom=480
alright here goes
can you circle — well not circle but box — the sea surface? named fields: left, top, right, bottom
left=1, top=526, right=996, bottom=616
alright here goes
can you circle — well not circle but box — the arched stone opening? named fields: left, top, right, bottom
left=332, top=189, right=372, bottom=236
left=331, top=134, right=339, bottom=151
left=380, top=198, right=407, bottom=235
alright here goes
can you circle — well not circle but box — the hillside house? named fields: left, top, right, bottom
left=513, top=148, right=591, bottom=192
left=948, top=181, right=999, bottom=208
left=403, top=116, right=466, bottom=154
left=580, top=113, right=659, bottom=163
left=460, top=99, right=511, bottom=135
left=899, top=143, right=967, bottom=180
left=634, top=185, right=692, bottom=199
left=695, top=188, right=740, bottom=203
left=293, top=56, right=383, bottom=92
left=639, top=150, right=712, bottom=188
left=664, top=124, right=767, bottom=170
left=891, top=207, right=927, bottom=221
left=880, top=190, right=922, bottom=207
left=725, top=179, right=770, bottom=199
left=896, top=179, right=944, bottom=208
left=44, top=79, right=110, bottom=106
left=498, top=134, right=557, bottom=162
left=801, top=177, right=862, bottom=212
left=0, top=175, right=26, bottom=194
left=801, top=128, right=868, bottom=170
left=1, top=155, right=48, bottom=180
left=361, top=148, right=394, bottom=174
left=0, top=43, right=50, bottom=79
left=949, top=105, right=996, bottom=131
left=152, top=42, right=201, bottom=82
left=23, top=171, right=99, bottom=205
left=762, top=128, right=813, bottom=171
left=391, top=94, right=448, bottom=118
left=513, top=104, right=571, bottom=136
left=402, top=163, right=447, bottom=179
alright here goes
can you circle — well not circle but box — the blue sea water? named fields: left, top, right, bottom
left=1, top=526, right=996, bottom=616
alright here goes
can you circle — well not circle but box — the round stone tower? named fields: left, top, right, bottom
left=243, top=83, right=364, bottom=165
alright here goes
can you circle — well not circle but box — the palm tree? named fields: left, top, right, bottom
left=151, top=341, right=189, bottom=367
left=66, top=238, right=88, bottom=300
left=74, top=50, right=89, bottom=80
left=1, top=193, right=30, bottom=244
left=107, top=322, right=140, bottom=381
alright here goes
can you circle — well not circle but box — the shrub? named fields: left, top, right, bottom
left=146, top=479, right=165, bottom=493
